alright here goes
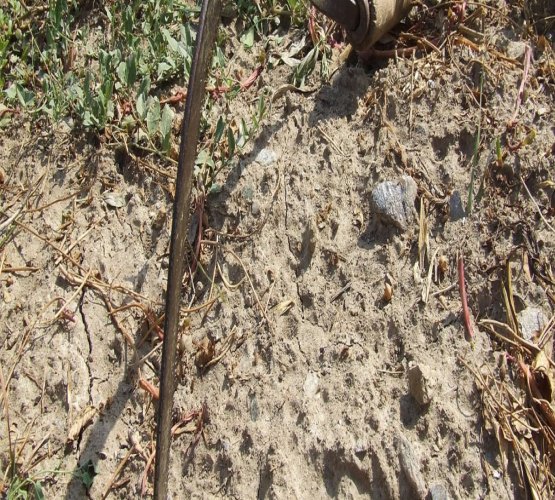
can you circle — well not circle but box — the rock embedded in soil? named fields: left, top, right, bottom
left=505, top=41, right=528, bottom=60
left=303, top=371, right=319, bottom=398
left=449, top=190, right=466, bottom=221
left=397, top=434, right=427, bottom=500
left=369, top=176, right=417, bottom=230
left=429, top=482, right=451, bottom=500
left=517, top=306, right=548, bottom=341
left=255, top=148, right=278, bottom=167
left=408, top=364, right=434, bottom=406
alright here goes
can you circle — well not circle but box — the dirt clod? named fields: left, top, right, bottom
left=408, top=364, right=434, bottom=406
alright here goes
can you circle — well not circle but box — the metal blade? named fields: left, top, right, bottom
left=154, top=0, right=222, bottom=498
left=310, top=0, right=360, bottom=31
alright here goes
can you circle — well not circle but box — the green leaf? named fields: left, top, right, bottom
left=162, top=28, right=180, bottom=53
left=156, top=61, right=173, bottom=78
left=213, top=116, right=225, bottom=145
left=76, top=459, right=97, bottom=490
left=237, top=117, right=249, bottom=148
left=227, top=126, right=235, bottom=159
left=104, top=6, right=113, bottom=24
left=292, top=46, right=319, bottom=87
left=116, top=61, right=127, bottom=85
left=33, top=480, right=45, bottom=500
left=195, top=149, right=215, bottom=168
left=146, top=97, right=160, bottom=137
left=123, top=6, right=133, bottom=35
left=160, top=104, right=173, bottom=152
left=136, top=93, right=146, bottom=119
left=5, top=83, right=17, bottom=100
left=16, top=84, right=34, bottom=107
left=240, top=26, right=255, bottom=48
left=121, top=115, right=136, bottom=130
left=209, top=183, right=222, bottom=194
left=136, top=76, right=150, bottom=119
left=126, top=53, right=137, bottom=87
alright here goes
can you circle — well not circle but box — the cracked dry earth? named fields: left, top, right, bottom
left=2, top=15, right=555, bottom=500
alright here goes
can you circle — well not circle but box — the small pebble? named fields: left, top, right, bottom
left=517, top=307, right=548, bottom=341
left=303, top=372, right=320, bottom=398
left=506, top=41, right=527, bottom=60
left=449, top=191, right=466, bottom=221
left=429, top=482, right=450, bottom=500
left=255, top=148, right=278, bottom=167
left=370, top=176, right=417, bottom=231
left=251, top=201, right=261, bottom=216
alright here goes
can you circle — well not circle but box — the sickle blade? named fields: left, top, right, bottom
left=154, top=0, right=222, bottom=497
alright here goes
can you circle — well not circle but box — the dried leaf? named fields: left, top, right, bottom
left=494, top=420, right=510, bottom=473
left=418, top=201, right=428, bottom=271
left=532, top=350, right=555, bottom=401
left=511, top=416, right=532, bottom=439
left=180, top=420, right=198, bottom=434
left=534, top=398, right=555, bottom=431
left=273, top=299, right=294, bottom=316
left=67, top=406, right=97, bottom=443
left=522, top=457, right=541, bottom=500
left=438, top=255, right=449, bottom=276
left=195, top=337, right=215, bottom=368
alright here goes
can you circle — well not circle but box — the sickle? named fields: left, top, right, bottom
left=153, top=0, right=222, bottom=497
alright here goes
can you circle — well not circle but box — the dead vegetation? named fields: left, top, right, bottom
left=1, top=0, right=554, bottom=498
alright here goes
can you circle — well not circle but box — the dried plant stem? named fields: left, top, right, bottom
left=520, top=175, right=555, bottom=234
left=458, top=255, right=474, bottom=339
left=101, top=445, right=136, bottom=500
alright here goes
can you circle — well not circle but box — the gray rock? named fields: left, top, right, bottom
left=506, top=41, right=528, bottom=60
left=429, top=483, right=450, bottom=500
left=251, top=201, right=261, bottom=216
left=57, top=117, right=74, bottom=134
left=449, top=191, right=466, bottom=221
left=408, top=364, right=433, bottom=406
left=397, top=435, right=427, bottom=499
left=255, top=148, right=278, bottom=167
left=517, top=307, right=548, bottom=341
left=303, top=372, right=319, bottom=398
left=370, top=176, right=417, bottom=230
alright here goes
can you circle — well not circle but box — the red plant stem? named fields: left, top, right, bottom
left=208, top=65, right=264, bottom=97
left=240, top=65, right=263, bottom=91
left=139, top=378, right=160, bottom=400
left=308, top=7, right=317, bottom=46
left=458, top=255, right=474, bottom=339
left=160, top=89, right=187, bottom=106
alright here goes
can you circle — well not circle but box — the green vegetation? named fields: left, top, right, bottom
left=0, top=3, right=333, bottom=496
left=0, top=0, right=325, bottom=194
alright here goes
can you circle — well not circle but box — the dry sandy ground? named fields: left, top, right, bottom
left=1, top=2, right=555, bottom=499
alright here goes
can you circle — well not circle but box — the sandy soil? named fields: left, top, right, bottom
left=1, top=2, right=554, bottom=499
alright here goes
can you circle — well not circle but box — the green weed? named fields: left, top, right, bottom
left=466, top=67, right=484, bottom=215
left=0, top=1, right=323, bottom=196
